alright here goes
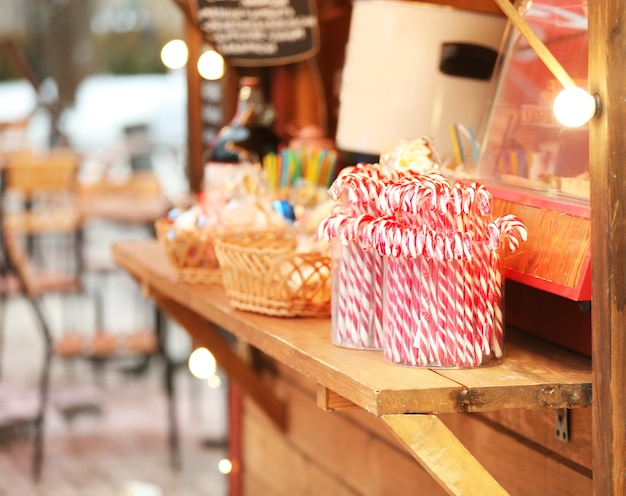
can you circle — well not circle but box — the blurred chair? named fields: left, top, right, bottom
left=2, top=147, right=83, bottom=295
left=0, top=150, right=72, bottom=480
left=0, top=147, right=84, bottom=481
left=0, top=152, right=180, bottom=480
left=0, top=117, right=31, bottom=155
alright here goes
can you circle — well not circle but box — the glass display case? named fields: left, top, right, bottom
left=478, top=0, right=589, bottom=201
left=476, top=0, right=591, bottom=302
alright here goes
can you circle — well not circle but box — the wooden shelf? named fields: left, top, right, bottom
left=112, top=240, right=591, bottom=495
left=112, top=240, right=591, bottom=417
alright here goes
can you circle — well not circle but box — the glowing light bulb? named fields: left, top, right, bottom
left=207, top=374, right=221, bottom=389
left=198, top=50, right=225, bottom=80
left=188, top=347, right=217, bottom=379
left=553, top=87, right=596, bottom=128
left=160, top=39, right=188, bottom=69
left=218, top=458, right=233, bottom=474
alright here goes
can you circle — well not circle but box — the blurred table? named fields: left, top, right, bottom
left=78, top=172, right=170, bottom=225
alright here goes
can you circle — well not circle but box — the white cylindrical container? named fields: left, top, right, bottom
left=336, top=1, right=507, bottom=164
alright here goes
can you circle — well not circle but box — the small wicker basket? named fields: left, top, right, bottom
left=214, top=231, right=331, bottom=317
left=154, top=217, right=223, bottom=285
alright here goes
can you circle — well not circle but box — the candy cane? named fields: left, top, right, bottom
left=386, top=263, right=404, bottom=364
left=470, top=186, right=492, bottom=357
left=347, top=241, right=364, bottom=347
left=409, top=257, right=429, bottom=365
left=494, top=214, right=528, bottom=253
left=489, top=248, right=504, bottom=359
left=450, top=184, right=473, bottom=366
left=373, top=251, right=384, bottom=348
left=398, top=258, right=414, bottom=365
left=488, top=214, right=527, bottom=359
left=384, top=257, right=412, bottom=363
left=414, top=255, right=435, bottom=364
left=333, top=242, right=351, bottom=346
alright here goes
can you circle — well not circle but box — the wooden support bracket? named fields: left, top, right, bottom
left=381, top=414, right=510, bottom=496
left=316, top=386, right=358, bottom=411
left=153, top=293, right=288, bottom=432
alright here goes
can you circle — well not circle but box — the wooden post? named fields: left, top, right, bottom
left=588, top=1, right=626, bottom=494
left=184, top=0, right=204, bottom=194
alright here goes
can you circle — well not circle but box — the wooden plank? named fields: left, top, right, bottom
left=382, top=414, right=510, bottom=496
left=439, top=412, right=592, bottom=496
left=477, top=407, right=592, bottom=471
left=112, top=240, right=592, bottom=416
left=504, top=280, right=591, bottom=358
left=152, top=292, right=287, bottom=431
left=243, top=408, right=363, bottom=496
left=316, top=386, right=358, bottom=411
left=588, top=1, right=626, bottom=494
left=245, top=379, right=447, bottom=496
left=437, top=334, right=592, bottom=411
left=112, top=241, right=462, bottom=415
left=241, top=473, right=281, bottom=496
left=268, top=364, right=592, bottom=495
left=280, top=358, right=593, bottom=472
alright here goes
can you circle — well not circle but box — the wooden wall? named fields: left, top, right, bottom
left=240, top=360, right=591, bottom=496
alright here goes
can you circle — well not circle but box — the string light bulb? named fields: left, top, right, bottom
left=160, top=39, right=188, bottom=69
left=188, top=347, right=217, bottom=379
left=218, top=458, right=233, bottom=474
left=198, top=50, right=225, bottom=80
left=207, top=374, right=221, bottom=389
left=553, top=87, right=597, bottom=128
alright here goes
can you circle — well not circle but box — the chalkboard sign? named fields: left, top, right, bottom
left=197, top=0, right=320, bottom=67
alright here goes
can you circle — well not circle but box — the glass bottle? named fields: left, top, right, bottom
left=204, top=76, right=281, bottom=192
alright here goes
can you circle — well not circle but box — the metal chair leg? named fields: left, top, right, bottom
left=0, top=251, right=11, bottom=381
left=0, top=289, right=6, bottom=380
left=156, top=308, right=181, bottom=469
left=28, top=296, right=53, bottom=481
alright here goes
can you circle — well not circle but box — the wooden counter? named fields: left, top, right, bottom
left=112, top=240, right=592, bottom=495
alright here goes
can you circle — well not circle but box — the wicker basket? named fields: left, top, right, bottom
left=154, top=217, right=223, bottom=285
left=214, top=231, right=331, bottom=317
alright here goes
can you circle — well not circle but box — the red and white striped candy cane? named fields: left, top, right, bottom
left=383, top=256, right=413, bottom=364
left=332, top=241, right=352, bottom=346
left=484, top=221, right=502, bottom=358
left=491, top=214, right=528, bottom=358
left=409, top=257, right=429, bottom=365
left=470, top=185, right=493, bottom=357
left=494, top=214, right=528, bottom=253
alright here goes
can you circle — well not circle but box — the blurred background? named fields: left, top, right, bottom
left=0, top=2, right=232, bottom=495
left=0, top=0, right=189, bottom=195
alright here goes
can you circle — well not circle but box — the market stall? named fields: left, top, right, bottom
left=112, top=0, right=626, bottom=494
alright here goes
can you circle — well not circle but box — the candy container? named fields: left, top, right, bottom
left=373, top=177, right=527, bottom=367
left=318, top=138, right=527, bottom=367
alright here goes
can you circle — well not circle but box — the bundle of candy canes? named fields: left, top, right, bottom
left=319, top=166, right=527, bottom=368
left=319, top=149, right=438, bottom=350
